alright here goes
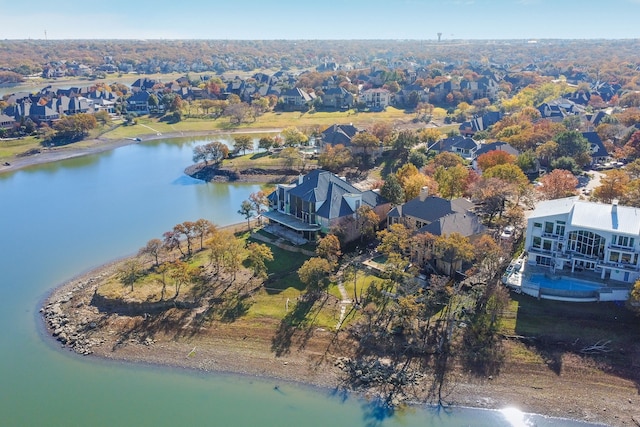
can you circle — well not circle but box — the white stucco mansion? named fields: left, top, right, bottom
left=525, top=196, right=640, bottom=284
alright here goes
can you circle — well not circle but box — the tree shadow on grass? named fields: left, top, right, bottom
left=218, top=291, right=253, bottom=322
left=250, top=152, right=270, bottom=160
left=271, top=292, right=319, bottom=357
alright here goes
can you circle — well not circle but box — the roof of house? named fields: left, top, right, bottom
left=582, top=131, right=609, bottom=159
left=475, top=141, right=520, bottom=158
left=281, top=87, right=314, bottom=101
left=287, top=169, right=386, bottom=220
left=127, top=91, right=151, bottom=103
left=418, top=211, right=486, bottom=237
left=361, top=88, right=391, bottom=95
left=459, top=111, right=503, bottom=134
left=530, top=196, right=640, bottom=236
left=437, top=135, right=479, bottom=152
left=388, top=194, right=483, bottom=237
left=321, top=124, right=359, bottom=146
left=0, top=113, right=16, bottom=123
left=388, top=195, right=474, bottom=222
left=323, top=87, right=351, bottom=96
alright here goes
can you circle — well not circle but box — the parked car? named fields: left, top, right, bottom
left=501, top=225, right=515, bottom=240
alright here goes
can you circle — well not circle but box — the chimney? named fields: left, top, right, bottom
left=612, top=199, right=618, bottom=214
left=419, top=186, right=429, bottom=202
left=298, top=174, right=304, bottom=185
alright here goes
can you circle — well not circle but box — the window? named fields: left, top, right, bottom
left=613, top=235, right=635, bottom=248
left=533, top=236, right=541, bottom=249
left=621, top=253, right=632, bottom=264
left=544, top=222, right=554, bottom=234
left=533, top=222, right=542, bottom=228
left=536, top=256, right=552, bottom=266
left=543, top=240, right=552, bottom=251
left=555, top=223, right=565, bottom=236
left=568, top=230, right=605, bottom=259
left=609, top=252, right=620, bottom=263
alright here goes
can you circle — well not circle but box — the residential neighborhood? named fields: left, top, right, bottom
left=7, top=0, right=640, bottom=416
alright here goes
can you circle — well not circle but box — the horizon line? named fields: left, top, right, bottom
left=2, top=37, right=638, bottom=42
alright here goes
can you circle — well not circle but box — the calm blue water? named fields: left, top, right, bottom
left=0, top=136, right=603, bottom=426
left=529, top=274, right=601, bottom=291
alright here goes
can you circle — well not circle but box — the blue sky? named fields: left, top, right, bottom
left=2, top=0, right=640, bottom=40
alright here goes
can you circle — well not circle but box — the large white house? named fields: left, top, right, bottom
left=525, top=196, right=640, bottom=284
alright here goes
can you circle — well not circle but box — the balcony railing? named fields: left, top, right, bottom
left=541, top=233, right=564, bottom=240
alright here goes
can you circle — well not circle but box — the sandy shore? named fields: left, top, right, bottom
left=40, top=256, right=640, bottom=427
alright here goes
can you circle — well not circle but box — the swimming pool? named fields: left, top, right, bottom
left=528, top=273, right=602, bottom=291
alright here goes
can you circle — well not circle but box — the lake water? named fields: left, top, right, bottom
left=0, top=136, right=600, bottom=426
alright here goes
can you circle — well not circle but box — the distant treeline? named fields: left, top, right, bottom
left=1, top=39, right=639, bottom=78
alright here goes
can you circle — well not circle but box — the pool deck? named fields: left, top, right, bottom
left=502, top=255, right=631, bottom=302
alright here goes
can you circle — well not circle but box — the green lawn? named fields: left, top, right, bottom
left=1, top=104, right=451, bottom=164
left=248, top=237, right=310, bottom=293
left=0, top=136, right=41, bottom=158
left=500, top=293, right=640, bottom=360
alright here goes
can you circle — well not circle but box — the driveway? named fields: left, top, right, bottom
left=581, top=170, right=605, bottom=196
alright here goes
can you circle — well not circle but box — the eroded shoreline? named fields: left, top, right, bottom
left=40, top=254, right=640, bottom=427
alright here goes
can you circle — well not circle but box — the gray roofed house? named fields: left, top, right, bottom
left=432, top=135, right=479, bottom=161
left=265, top=169, right=390, bottom=244
left=321, top=87, right=354, bottom=110
left=56, top=96, right=91, bottom=115
left=388, top=188, right=486, bottom=276
left=581, top=131, right=609, bottom=165
left=459, top=111, right=503, bottom=137
left=126, top=90, right=152, bottom=114
left=537, top=99, right=583, bottom=122
left=320, top=124, right=359, bottom=147
left=387, top=189, right=481, bottom=236
left=28, top=103, right=60, bottom=123
left=474, top=141, right=520, bottom=158
left=131, top=78, right=158, bottom=93
left=0, top=113, right=16, bottom=129
left=472, top=141, right=521, bottom=171
left=280, top=87, right=316, bottom=111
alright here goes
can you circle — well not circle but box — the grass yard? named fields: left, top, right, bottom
left=222, top=151, right=318, bottom=170
left=248, top=237, right=310, bottom=293
left=499, top=292, right=640, bottom=367
left=0, top=136, right=41, bottom=158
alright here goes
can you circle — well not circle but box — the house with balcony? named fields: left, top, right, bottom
left=525, top=196, right=640, bottom=286
left=359, top=88, right=392, bottom=110
left=126, top=90, right=152, bottom=114
left=321, top=87, right=354, bottom=110
left=0, top=114, right=16, bottom=130
left=280, top=88, right=316, bottom=111
left=264, top=169, right=389, bottom=244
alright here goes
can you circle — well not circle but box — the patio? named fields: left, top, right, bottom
left=503, top=255, right=631, bottom=302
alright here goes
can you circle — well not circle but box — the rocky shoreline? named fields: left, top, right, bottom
left=40, top=255, right=640, bottom=427
left=184, top=162, right=303, bottom=183
left=41, top=276, right=105, bottom=355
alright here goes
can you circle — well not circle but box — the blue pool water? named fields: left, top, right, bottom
left=528, top=274, right=602, bottom=291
